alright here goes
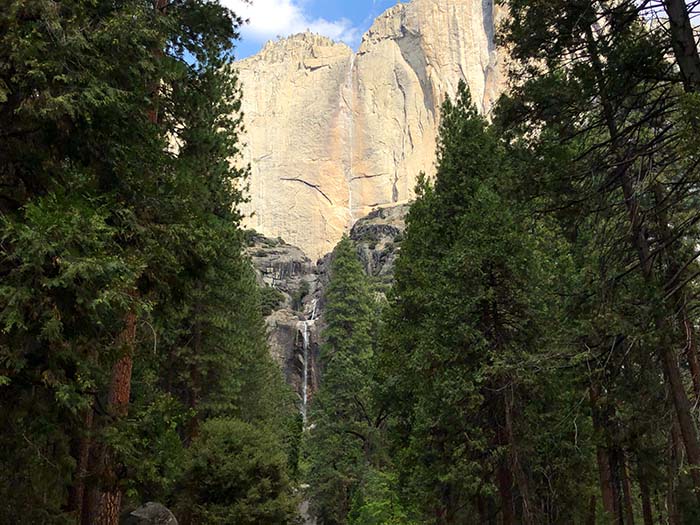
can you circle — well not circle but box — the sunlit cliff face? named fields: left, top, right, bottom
left=236, top=0, right=506, bottom=260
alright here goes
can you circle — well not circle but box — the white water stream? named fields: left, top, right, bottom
left=345, top=54, right=356, bottom=223
left=299, top=299, right=318, bottom=424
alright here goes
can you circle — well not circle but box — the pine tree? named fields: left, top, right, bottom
left=0, top=1, right=298, bottom=523
left=499, top=0, right=700, bottom=519
left=307, top=235, right=381, bottom=524
left=378, top=83, right=583, bottom=523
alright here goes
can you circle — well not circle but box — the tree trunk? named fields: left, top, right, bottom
left=660, top=335, right=700, bottom=499
left=186, top=318, right=203, bottom=443
left=584, top=22, right=700, bottom=500
left=504, top=386, right=534, bottom=524
left=496, top=456, right=515, bottom=525
left=638, top=466, right=654, bottom=525
left=621, top=454, right=635, bottom=525
left=587, top=495, right=597, bottom=525
left=590, top=384, right=618, bottom=521
left=663, top=0, right=700, bottom=93
left=683, top=314, right=700, bottom=400
left=83, top=309, right=137, bottom=525
left=647, top=183, right=700, bottom=503
left=596, top=434, right=617, bottom=519
left=492, top=384, right=515, bottom=525
left=667, top=422, right=681, bottom=525
left=68, top=406, right=94, bottom=519
left=477, top=495, right=487, bottom=524
left=83, top=0, right=167, bottom=520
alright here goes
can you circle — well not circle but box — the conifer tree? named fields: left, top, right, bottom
left=0, top=1, right=298, bottom=523
left=499, top=0, right=700, bottom=519
left=307, top=235, right=381, bottom=524
left=378, top=83, right=583, bottom=523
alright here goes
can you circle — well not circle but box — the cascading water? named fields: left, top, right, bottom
left=299, top=299, right=318, bottom=424
left=298, top=299, right=319, bottom=525
left=300, top=321, right=310, bottom=422
left=345, top=54, right=356, bottom=223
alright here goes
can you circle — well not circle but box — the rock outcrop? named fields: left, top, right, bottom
left=237, top=0, right=505, bottom=259
left=121, top=502, right=177, bottom=525
left=249, top=205, right=409, bottom=407
left=350, top=203, right=409, bottom=289
left=246, top=234, right=321, bottom=411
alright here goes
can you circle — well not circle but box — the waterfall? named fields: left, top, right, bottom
left=345, top=53, right=356, bottom=223
left=300, top=320, right=310, bottom=422
left=299, top=299, right=318, bottom=424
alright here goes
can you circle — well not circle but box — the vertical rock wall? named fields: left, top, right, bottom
left=237, top=0, right=506, bottom=259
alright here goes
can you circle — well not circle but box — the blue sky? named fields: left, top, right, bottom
left=224, top=0, right=399, bottom=59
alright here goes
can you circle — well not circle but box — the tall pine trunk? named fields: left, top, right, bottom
left=683, top=315, right=700, bottom=400
left=621, top=453, right=635, bottom=525
left=587, top=495, right=597, bottom=525
left=496, top=454, right=515, bottom=525
left=659, top=327, right=700, bottom=497
left=667, top=422, right=682, bottom=525
left=85, top=3, right=167, bottom=521
left=495, top=395, right=515, bottom=525
left=662, top=0, right=700, bottom=93
left=83, top=309, right=137, bottom=525
left=638, top=464, right=654, bottom=525
left=67, top=406, right=94, bottom=519
left=590, top=383, right=619, bottom=520
left=504, top=386, right=534, bottom=524
left=583, top=24, right=700, bottom=502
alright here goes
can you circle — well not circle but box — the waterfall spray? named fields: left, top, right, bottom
left=299, top=299, right=318, bottom=424
left=301, top=321, right=309, bottom=422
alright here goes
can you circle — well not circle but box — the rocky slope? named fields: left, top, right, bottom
left=246, top=234, right=321, bottom=408
left=248, top=205, right=408, bottom=408
left=237, top=0, right=505, bottom=259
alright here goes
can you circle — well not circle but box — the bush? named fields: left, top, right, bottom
left=177, top=418, right=299, bottom=525
left=348, top=469, right=417, bottom=525
left=260, top=285, right=285, bottom=317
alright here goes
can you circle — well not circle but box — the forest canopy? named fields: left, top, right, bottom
left=1, top=0, right=700, bottom=524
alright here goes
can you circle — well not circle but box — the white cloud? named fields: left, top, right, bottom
left=224, top=0, right=361, bottom=47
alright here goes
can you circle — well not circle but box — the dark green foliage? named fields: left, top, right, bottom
left=177, top=418, right=299, bottom=525
left=3, top=1, right=698, bottom=523
left=261, top=285, right=285, bottom=317
left=0, top=0, right=298, bottom=522
left=495, top=0, right=700, bottom=521
left=378, top=83, right=589, bottom=523
left=306, top=236, right=382, bottom=525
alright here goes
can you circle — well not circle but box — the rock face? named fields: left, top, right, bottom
left=350, top=203, right=410, bottom=289
left=247, top=234, right=321, bottom=411
left=237, top=0, right=505, bottom=259
left=249, top=205, right=409, bottom=407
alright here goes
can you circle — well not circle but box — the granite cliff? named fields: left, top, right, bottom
left=237, top=0, right=506, bottom=259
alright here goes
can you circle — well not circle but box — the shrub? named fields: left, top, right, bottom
left=177, top=418, right=298, bottom=524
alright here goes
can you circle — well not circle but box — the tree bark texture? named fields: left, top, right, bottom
left=638, top=466, right=654, bottom=525
left=590, top=384, right=619, bottom=521
left=83, top=309, right=137, bottom=525
left=683, top=315, right=700, bottom=400
left=68, top=406, right=94, bottom=519
left=663, top=0, right=700, bottom=93
left=621, top=454, right=635, bottom=525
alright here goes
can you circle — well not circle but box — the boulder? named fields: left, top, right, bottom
left=121, top=502, right=177, bottom=525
